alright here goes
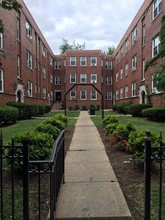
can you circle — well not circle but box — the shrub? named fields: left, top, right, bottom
left=0, top=106, right=18, bottom=125
left=113, top=125, right=129, bottom=142
left=43, top=116, right=65, bottom=130
left=45, top=105, right=51, bottom=113
left=54, top=114, right=68, bottom=125
left=81, top=105, right=87, bottom=111
left=96, top=104, right=100, bottom=111
left=38, top=105, right=46, bottom=115
left=112, top=102, right=132, bottom=114
left=89, top=104, right=95, bottom=109
left=128, top=104, right=152, bottom=117
left=142, top=106, right=165, bottom=122
left=7, top=131, right=54, bottom=171
left=68, top=106, right=73, bottom=111
left=74, top=104, right=80, bottom=110
left=35, top=123, right=60, bottom=140
left=105, top=123, right=119, bottom=136
left=103, top=115, right=119, bottom=127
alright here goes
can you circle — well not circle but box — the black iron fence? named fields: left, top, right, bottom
left=144, top=131, right=165, bottom=220
left=0, top=130, right=65, bottom=220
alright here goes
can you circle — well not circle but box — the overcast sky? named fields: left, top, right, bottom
left=23, top=0, right=144, bottom=54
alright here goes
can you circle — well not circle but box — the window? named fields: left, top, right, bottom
left=125, top=39, right=129, bottom=52
left=116, top=72, right=119, bottom=82
left=70, top=73, right=76, bottom=83
left=42, top=66, right=46, bottom=79
left=80, top=74, right=87, bottom=83
left=115, top=90, right=119, bottom=100
left=132, top=27, right=137, bottom=44
left=109, top=76, right=112, bottom=85
left=26, top=20, right=32, bottom=39
left=49, top=56, right=53, bottom=66
left=91, top=74, right=97, bottom=83
left=125, top=63, right=128, bottom=76
left=91, top=57, right=97, bottom=66
left=142, top=25, right=146, bottom=46
left=142, top=59, right=145, bottom=80
left=132, top=82, right=137, bottom=97
left=50, top=74, right=53, bottom=83
left=55, top=77, right=61, bottom=85
left=132, top=55, right=137, bottom=71
left=42, top=44, right=46, bottom=57
left=0, top=33, right=3, bottom=49
left=80, top=57, right=86, bottom=66
left=16, top=18, right=20, bottom=40
left=153, top=0, right=162, bottom=19
left=0, top=69, right=4, bottom=92
left=115, top=53, right=119, bottom=64
left=54, top=60, right=61, bottom=69
left=106, top=92, right=112, bottom=100
left=27, top=81, right=32, bottom=97
left=70, top=90, right=76, bottom=100
left=42, top=87, right=46, bottom=99
left=120, top=68, right=123, bottom=80
left=80, top=91, right=87, bottom=100
left=17, top=55, right=21, bottom=78
left=70, top=57, right=76, bottom=66
left=91, top=91, right=97, bottom=100
left=50, top=91, right=53, bottom=100
left=26, top=51, right=32, bottom=69
left=152, top=35, right=160, bottom=57
left=120, top=88, right=123, bottom=99
left=125, top=86, right=128, bottom=98
left=105, top=61, right=112, bottom=69
left=152, top=75, right=159, bottom=93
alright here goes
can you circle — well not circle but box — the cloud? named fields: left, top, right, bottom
left=23, top=0, right=144, bottom=54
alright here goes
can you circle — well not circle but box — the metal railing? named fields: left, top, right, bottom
left=0, top=130, right=65, bottom=220
left=144, top=131, right=165, bottom=220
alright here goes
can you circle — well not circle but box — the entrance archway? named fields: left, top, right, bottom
left=64, top=83, right=104, bottom=119
left=141, top=91, right=146, bottom=104
left=17, top=90, right=22, bottom=102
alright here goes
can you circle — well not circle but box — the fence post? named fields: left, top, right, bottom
left=0, top=131, right=3, bottom=220
left=22, top=139, right=29, bottom=220
left=144, top=131, right=152, bottom=220
left=159, top=132, right=163, bottom=220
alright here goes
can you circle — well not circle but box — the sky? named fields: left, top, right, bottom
left=23, top=0, right=144, bottom=55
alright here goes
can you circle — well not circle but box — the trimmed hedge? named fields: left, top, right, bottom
left=142, top=106, right=165, bottom=122
left=0, top=106, right=18, bottom=124
left=112, top=102, right=132, bottom=114
left=127, top=104, right=152, bottom=117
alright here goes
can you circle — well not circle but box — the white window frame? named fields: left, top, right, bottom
left=27, top=81, right=32, bottom=97
left=120, top=88, right=123, bottom=99
left=153, top=0, right=162, bottom=19
left=105, top=61, right=112, bottom=69
left=80, top=91, right=87, bottom=100
left=17, top=55, right=21, bottom=78
left=91, top=90, right=97, bottom=100
left=42, top=44, right=46, bottom=57
left=55, top=77, right=61, bottom=85
left=80, top=74, right=87, bottom=83
left=26, top=51, right=32, bottom=69
left=80, top=57, right=87, bottom=66
left=26, top=20, right=32, bottom=39
left=120, top=68, right=123, bottom=80
left=116, top=72, right=119, bottom=82
left=142, top=25, right=146, bottom=46
left=0, top=69, right=4, bottom=93
left=132, top=55, right=137, bottom=71
left=115, top=90, right=119, bottom=100
left=42, top=66, right=46, bottom=79
left=49, top=56, right=53, bottom=66
left=50, top=74, right=53, bottom=83
left=16, top=17, right=20, bottom=40
left=91, top=74, right=97, bottom=83
left=125, top=63, right=128, bottom=76
left=70, top=57, right=76, bottom=66
left=70, top=90, right=76, bottom=100
left=50, top=91, right=53, bottom=100
left=125, top=86, right=128, bottom=98
left=142, top=59, right=145, bottom=80
left=43, top=87, right=46, bottom=99
left=70, top=73, right=76, bottom=83
left=91, top=57, right=97, bottom=66
left=125, top=39, right=129, bottom=52
left=132, top=82, right=137, bottom=97
left=152, top=35, right=160, bottom=57
left=0, top=33, right=3, bottom=49
left=54, top=60, right=61, bottom=69
left=132, top=27, right=137, bottom=44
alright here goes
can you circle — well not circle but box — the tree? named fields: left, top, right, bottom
left=106, top=46, right=115, bottom=55
left=59, top=38, right=85, bottom=54
left=0, top=0, right=22, bottom=33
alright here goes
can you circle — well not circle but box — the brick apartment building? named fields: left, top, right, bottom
left=0, top=0, right=165, bottom=109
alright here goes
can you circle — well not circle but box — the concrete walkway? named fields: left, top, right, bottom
left=56, top=111, right=133, bottom=219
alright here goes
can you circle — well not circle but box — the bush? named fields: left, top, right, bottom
left=68, top=106, right=73, bottom=111
left=142, top=106, right=165, bottom=122
left=38, top=105, right=46, bottom=115
left=74, top=104, right=80, bottom=110
left=112, top=102, right=132, bottom=114
left=96, top=104, right=100, bottom=111
left=54, top=114, right=68, bottom=125
left=0, top=106, right=18, bottom=125
left=7, top=131, right=54, bottom=171
left=8, top=102, right=39, bottom=119
left=105, top=123, right=119, bottom=136
left=103, top=115, right=119, bottom=127
left=35, top=123, right=60, bottom=140
left=128, top=104, right=152, bottom=117
left=81, top=105, right=87, bottom=111
left=45, top=105, right=51, bottom=113
left=43, top=116, right=65, bottom=130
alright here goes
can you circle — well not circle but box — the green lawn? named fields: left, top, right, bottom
left=91, top=111, right=165, bottom=139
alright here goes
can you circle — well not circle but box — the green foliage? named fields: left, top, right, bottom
left=59, top=38, right=85, bottom=53
left=81, top=105, right=87, bottom=111
left=43, top=116, right=65, bottom=130
left=74, top=104, right=80, bottom=110
left=153, top=59, right=165, bottom=91
left=69, top=106, right=73, bottom=111
left=96, top=104, right=100, bottom=111
left=142, top=106, right=165, bottom=122
left=0, top=106, right=18, bottom=125
left=103, top=115, right=119, bottom=127
left=45, top=105, right=51, bottom=113
left=112, top=102, right=132, bottom=114
left=54, top=114, right=68, bottom=125
left=106, top=45, right=115, bottom=55
left=105, top=123, right=118, bottom=136
left=7, top=131, right=54, bottom=171
left=35, top=123, right=60, bottom=140
left=89, top=104, right=95, bottom=109
left=128, top=104, right=152, bottom=117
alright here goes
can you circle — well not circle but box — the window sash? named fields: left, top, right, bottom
left=17, top=56, right=21, bottom=78
left=70, top=90, right=76, bottom=99
left=80, top=74, right=87, bottom=83
left=27, top=81, right=32, bottom=97
left=26, top=20, right=32, bottom=39
left=0, top=69, right=4, bottom=92
left=80, top=91, right=87, bottom=100
left=26, top=51, right=32, bottom=69
left=0, top=33, right=3, bottom=49
left=91, top=74, right=97, bottom=83
left=91, top=91, right=97, bottom=100
left=132, top=83, right=137, bottom=97
left=91, top=57, right=97, bottom=66
left=70, top=73, right=76, bottom=83
left=80, top=57, right=86, bottom=66
left=70, top=57, right=76, bottom=66
left=152, top=36, right=160, bottom=57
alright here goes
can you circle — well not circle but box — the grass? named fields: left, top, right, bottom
left=0, top=110, right=79, bottom=144
left=91, top=111, right=165, bottom=139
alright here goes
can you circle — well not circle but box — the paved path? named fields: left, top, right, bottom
left=56, top=111, right=133, bottom=219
